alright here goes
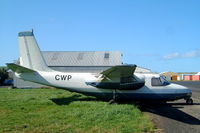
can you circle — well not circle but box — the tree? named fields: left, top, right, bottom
left=0, top=67, right=8, bottom=85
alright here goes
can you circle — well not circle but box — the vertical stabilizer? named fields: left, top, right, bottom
left=18, top=30, right=51, bottom=71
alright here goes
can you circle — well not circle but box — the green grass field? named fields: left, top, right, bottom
left=0, top=88, right=155, bottom=133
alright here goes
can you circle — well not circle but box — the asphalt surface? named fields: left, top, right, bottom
left=140, top=81, right=200, bottom=133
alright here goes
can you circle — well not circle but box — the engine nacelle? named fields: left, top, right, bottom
left=86, top=73, right=145, bottom=90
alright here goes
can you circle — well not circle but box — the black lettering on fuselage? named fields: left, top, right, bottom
left=67, top=75, right=72, bottom=80
left=55, top=74, right=72, bottom=81
left=61, top=75, right=67, bottom=80
left=55, top=75, right=60, bottom=80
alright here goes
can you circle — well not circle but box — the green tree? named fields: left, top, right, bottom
left=0, top=67, right=8, bottom=85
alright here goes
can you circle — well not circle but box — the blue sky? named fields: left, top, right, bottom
left=1, top=0, right=200, bottom=72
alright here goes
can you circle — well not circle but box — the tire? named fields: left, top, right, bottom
left=186, top=98, right=193, bottom=105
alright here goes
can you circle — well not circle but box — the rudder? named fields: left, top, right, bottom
left=18, top=30, right=51, bottom=71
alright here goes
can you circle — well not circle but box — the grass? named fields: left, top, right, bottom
left=0, top=88, right=155, bottom=133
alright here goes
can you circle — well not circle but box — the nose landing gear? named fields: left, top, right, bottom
left=186, top=98, right=193, bottom=105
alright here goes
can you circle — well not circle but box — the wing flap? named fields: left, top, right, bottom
left=7, top=63, right=36, bottom=73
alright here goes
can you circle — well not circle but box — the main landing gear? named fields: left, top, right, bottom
left=186, top=98, right=193, bottom=105
left=109, top=89, right=117, bottom=104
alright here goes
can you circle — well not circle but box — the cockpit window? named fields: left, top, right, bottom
left=151, top=76, right=170, bottom=86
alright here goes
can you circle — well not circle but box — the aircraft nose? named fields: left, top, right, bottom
left=172, top=83, right=192, bottom=96
left=185, top=87, right=192, bottom=97
left=182, top=87, right=192, bottom=97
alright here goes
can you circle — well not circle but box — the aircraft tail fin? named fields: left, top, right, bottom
left=18, top=30, right=51, bottom=71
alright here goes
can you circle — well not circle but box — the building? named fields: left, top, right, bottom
left=160, top=72, right=178, bottom=81
left=42, top=51, right=122, bottom=73
left=160, top=72, right=200, bottom=81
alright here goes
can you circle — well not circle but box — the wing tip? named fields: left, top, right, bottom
left=6, top=63, right=14, bottom=67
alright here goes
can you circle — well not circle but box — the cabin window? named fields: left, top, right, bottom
left=151, top=78, right=162, bottom=86
left=151, top=77, right=170, bottom=86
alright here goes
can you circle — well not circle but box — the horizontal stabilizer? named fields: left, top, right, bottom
left=7, top=63, right=36, bottom=73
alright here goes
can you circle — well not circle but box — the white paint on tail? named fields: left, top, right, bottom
left=18, top=30, right=51, bottom=72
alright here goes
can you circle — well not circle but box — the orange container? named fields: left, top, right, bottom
left=171, top=75, right=177, bottom=81
left=192, top=75, right=200, bottom=81
left=184, top=75, right=192, bottom=81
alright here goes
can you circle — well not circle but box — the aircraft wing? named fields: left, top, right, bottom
left=7, top=63, right=36, bottom=73
left=100, top=64, right=137, bottom=81
left=86, top=64, right=145, bottom=90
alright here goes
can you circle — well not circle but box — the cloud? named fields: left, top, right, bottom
left=163, top=50, right=200, bottom=60
left=163, top=52, right=180, bottom=60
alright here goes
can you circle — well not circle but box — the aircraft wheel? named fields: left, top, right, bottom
left=186, top=98, right=193, bottom=105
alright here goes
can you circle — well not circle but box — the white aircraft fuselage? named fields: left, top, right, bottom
left=15, top=70, right=191, bottom=101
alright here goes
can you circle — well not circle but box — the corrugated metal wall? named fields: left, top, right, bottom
left=42, top=51, right=122, bottom=67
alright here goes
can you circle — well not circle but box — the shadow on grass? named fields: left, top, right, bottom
left=51, top=94, right=200, bottom=125
left=51, top=94, right=100, bottom=105
left=138, top=101, right=200, bottom=125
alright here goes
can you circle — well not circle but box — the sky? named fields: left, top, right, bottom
left=0, top=0, right=200, bottom=72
